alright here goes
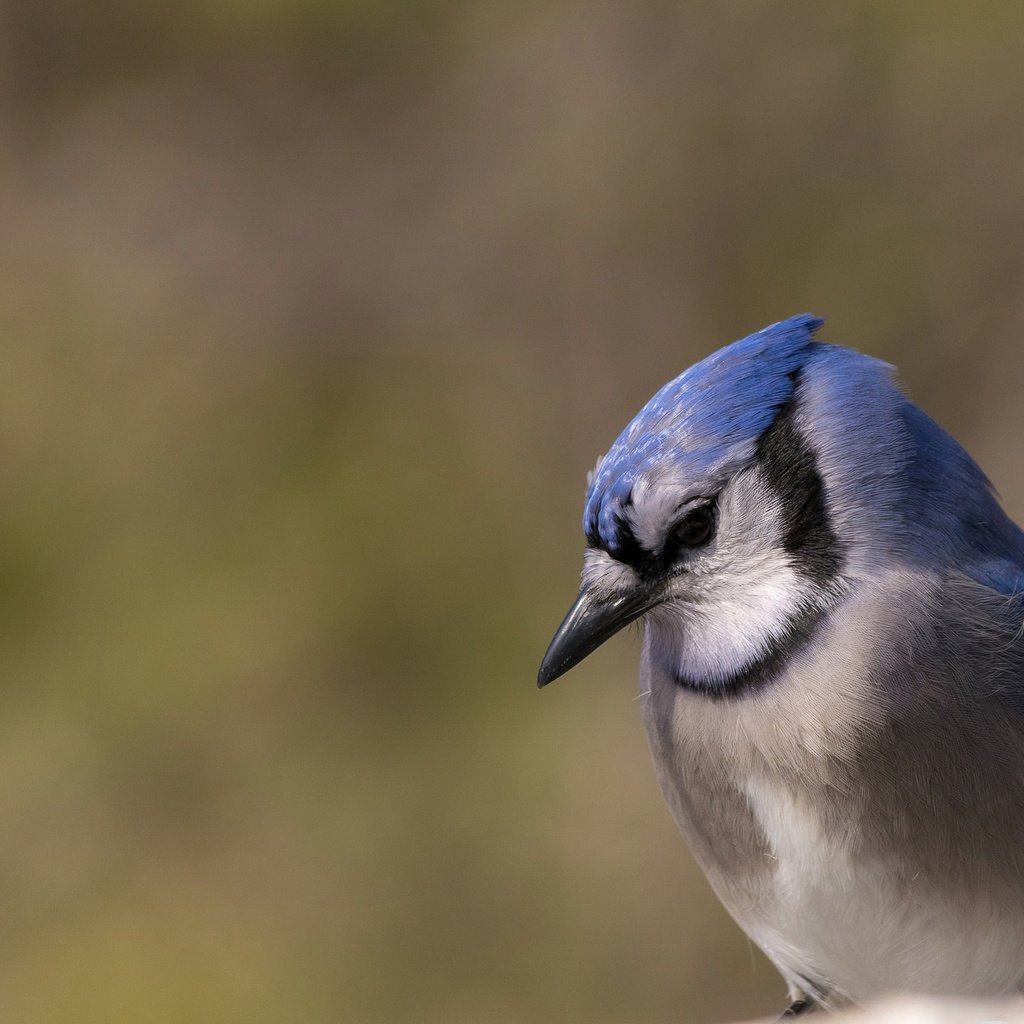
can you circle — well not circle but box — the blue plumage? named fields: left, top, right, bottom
left=585, top=314, right=823, bottom=554
left=897, top=399, right=1024, bottom=589
left=541, top=313, right=1024, bottom=1011
left=584, top=314, right=1024, bottom=576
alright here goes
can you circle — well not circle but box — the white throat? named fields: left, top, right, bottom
left=646, top=549, right=826, bottom=686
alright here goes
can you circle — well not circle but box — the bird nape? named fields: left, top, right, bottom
left=538, top=315, right=1024, bottom=1016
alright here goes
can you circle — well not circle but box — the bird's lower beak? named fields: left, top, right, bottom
left=537, top=582, right=664, bottom=688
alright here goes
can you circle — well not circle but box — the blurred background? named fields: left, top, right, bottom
left=2, top=2, right=1024, bottom=1021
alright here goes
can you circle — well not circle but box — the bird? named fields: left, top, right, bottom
left=537, top=315, right=1024, bottom=1017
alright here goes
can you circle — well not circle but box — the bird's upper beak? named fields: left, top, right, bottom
left=537, top=581, right=664, bottom=687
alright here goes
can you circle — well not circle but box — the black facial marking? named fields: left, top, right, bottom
left=756, top=379, right=843, bottom=585
left=594, top=498, right=718, bottom=579
left=610, top=511, right=645, bottom=568
left=666, top=601, right=826, bottom=699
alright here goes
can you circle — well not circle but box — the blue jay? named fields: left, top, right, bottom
left=538, top=316, right=1024, bottom=1016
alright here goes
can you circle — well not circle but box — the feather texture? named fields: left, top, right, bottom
left=551, top=315, right=1024, bottom=1007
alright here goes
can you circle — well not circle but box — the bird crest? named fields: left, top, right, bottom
left=584, top=314, right=824, bottom=556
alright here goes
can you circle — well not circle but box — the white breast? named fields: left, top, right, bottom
left=740, top=777, right=1024, bottom=1003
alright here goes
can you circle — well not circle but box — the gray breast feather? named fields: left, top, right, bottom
left=640, top=568, right=1024, bottom=1004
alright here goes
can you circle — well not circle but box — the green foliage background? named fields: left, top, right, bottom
left=2, top=2, right=1024, bottom=1021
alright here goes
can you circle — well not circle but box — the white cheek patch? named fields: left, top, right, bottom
left=648, top=547, right=819, bottom=684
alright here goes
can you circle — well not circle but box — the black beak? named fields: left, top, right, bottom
left=537, top=583, right=663, bottom=688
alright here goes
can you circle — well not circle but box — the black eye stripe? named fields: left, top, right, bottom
left=596, top=497, right=718, bottom=576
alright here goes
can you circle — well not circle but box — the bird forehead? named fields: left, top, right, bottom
left=584, top=314, right=823, bottom=551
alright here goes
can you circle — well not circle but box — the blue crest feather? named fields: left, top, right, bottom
left=585, top=315, right=824, bottom=553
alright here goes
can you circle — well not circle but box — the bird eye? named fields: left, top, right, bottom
left=670, top=502, right=717, bottom=550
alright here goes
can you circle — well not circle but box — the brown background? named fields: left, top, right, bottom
left=2, top=2, right=1023, bottom=1022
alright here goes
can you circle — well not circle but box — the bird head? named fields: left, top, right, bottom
left=537, top=314, right=1013, bottom=694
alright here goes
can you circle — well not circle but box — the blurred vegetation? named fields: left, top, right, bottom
left=1, top=1, right=1023, bottom=1021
